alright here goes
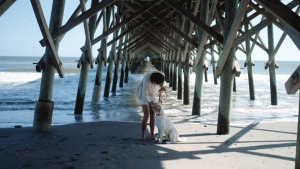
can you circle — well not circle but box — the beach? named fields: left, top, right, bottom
left=0, top=121, right=297, bottom=168
left=0, top=58, right=299, bottom=168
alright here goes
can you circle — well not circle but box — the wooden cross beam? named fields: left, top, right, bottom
left=150, top=25, right=185, bottom=50
left=106, top=17, right=152, bottom=47
left=30, top=0, right=64, bottom=78
left=80, top=0, right=93, bottom=69
left=255, top=0, right=300, bottom=36
left=163, top=0, right=224, bottom=44
left=0, top=0, right=16, bottom=17
left=80, top=1, right=157, bottom=51
left=39, top=0, right=116, bottom=47
left=215, top=0, right=251, bottom=78
left=149, top=10, right=198, bottom=48
left=182, top=0, right=201, bottom=63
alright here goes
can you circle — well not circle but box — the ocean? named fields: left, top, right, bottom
left=0, top=56, right=299, bottom=128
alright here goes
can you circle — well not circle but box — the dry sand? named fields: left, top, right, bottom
left=0, top=121, right=297, bottom=169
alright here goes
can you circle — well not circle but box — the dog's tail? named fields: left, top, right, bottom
left=177, top=137, right=186, bottom=142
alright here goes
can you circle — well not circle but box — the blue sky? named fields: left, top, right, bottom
left=0, top=0, right=299, bottom=61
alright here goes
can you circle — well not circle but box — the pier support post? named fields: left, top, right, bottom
left=177, top=61, right=183, bottom=99
left=75, top=0, right=98, bottom=114
left=172, top=62, right=177, bottom=91
left=120, top=56, right=126, bottom=87
left=125, top=60, right=129, bottom=83
left=268, top=24, right=278, bottom=105
left=104, top=53, right=115, bottom=97
left=183, top=52, right=190, bottom=105
left=33, top=0, right=65, bottom=132
left=166, top=60, right=170, bottom=83
left=169, top=61, right=173, bottom=87
left=91, top=6, right=110, bottom=105
left=104, top=5, right=117, bottom=97
left=192, top=0, right=209, bottom=116
left=211, top=47, right=218, bottom=85
left=245, top=17, right=255, bottom=100
left=112, top=53, right=121, bottom=92
left=217, top=0, right=238, bottom=135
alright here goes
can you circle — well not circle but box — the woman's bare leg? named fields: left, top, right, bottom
left=141, top=104, right=149, bottom=140
left=149, top=107, right=156, bottom=140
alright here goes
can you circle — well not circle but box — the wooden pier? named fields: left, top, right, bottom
left=2, top=0, right=300, bottom=167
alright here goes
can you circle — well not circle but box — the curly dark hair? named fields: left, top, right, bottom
left=150, top=72, right=165, bottom=84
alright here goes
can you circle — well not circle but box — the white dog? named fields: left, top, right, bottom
left=151, top=103, right=186, bottom=144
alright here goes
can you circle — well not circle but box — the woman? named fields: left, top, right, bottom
left=136, top=71, right=167, bottom=140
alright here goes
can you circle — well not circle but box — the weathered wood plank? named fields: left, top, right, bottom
left=30, top=0, right=64, bottom=78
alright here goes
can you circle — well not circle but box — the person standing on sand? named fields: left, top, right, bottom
left=136, top=71, right=168, bottom=140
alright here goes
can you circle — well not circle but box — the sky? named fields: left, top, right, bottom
left=0, top=0, right=300, bottom=61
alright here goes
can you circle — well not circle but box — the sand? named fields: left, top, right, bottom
left=0, top=121, right=297, bottom=169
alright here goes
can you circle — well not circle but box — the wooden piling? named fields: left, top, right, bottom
left=91, top=6, right=110, bottom=105
left=104, top=5, right=117, bottom=97
left=177, top=61, right=183, bottom=100
left=112, top=52, right=121, bottom=92
left=217, top=0, right=238, bottom=135
left=33, top=0, right=65, bottom=132
left=172, top=62, right=177, bottom=91
left=74, top=0, right=98, bottom=114
left=268, top=24, right=278, bottom=105
left=183, top=52, right=190, bottom=105
left=169, top=60, right=173, bottom=87
left=211, top=47, right=218, bottom=85
left=245, top=17, right=255, bottom=100
left=192, top=0, right=209, bottom=115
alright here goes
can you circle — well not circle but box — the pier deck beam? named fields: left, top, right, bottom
left=33, top=0, right=65, bottom=132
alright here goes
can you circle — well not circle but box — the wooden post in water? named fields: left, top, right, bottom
left=112, top=14, right=123, bottom=92
left=120, top=50, right=126, bottom=87
left=217, top=0, right=238, bottom=135
left=165, top=57, right=170, bottom=83
left=211, top=47, right=218, bottom=85
left=192, top=0, right=209, bottom=115
left=92, top=6, right=110, bottom=105
left=169, top=60, right=173, bottom=87
left=33, top=0, right=65, bottom=132
left=104, top=6, right=117, bottom=98
left=245, top=16, right=255, bottom=100
left=177, top=61, right=183, bottom=99
left=74, top=0, right=98, bottom=114
left=268, top=24, right=278, bottom=105
left=172, top=62, right=177, bottom=91
left=183, top=52, right=190, bottom=105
